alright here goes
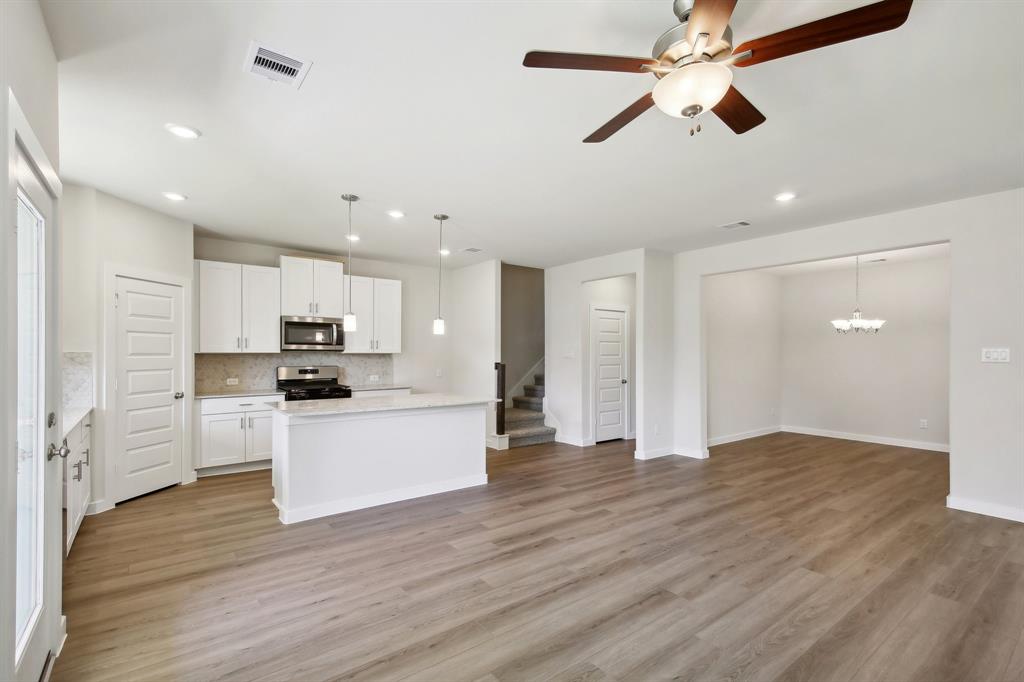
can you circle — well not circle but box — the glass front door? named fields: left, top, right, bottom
left=15, top=189, right=44, bottom=658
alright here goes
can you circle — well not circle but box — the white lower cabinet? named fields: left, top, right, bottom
left=198, top=394, right=283, bottom=468
left=64, top=412, right=93, bottom=555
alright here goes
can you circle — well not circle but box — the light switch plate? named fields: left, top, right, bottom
left=226, top=377, right=240, bottom=386
left=981, top=348, right=1011, bottom=363
left=368, top=374, right=380, bottom=384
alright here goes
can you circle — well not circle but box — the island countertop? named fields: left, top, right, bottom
left=270, top=392, right=495, bottom=418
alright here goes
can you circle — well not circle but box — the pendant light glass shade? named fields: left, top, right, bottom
left=432, top=214, right=448, bottom=335
left=342, top=193, right=359, bottom=331
left=652, top=61, right=733, bottom=118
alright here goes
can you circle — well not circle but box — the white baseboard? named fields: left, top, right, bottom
left=197, top=460, right=272, bottom=477
left=947, top=495, right=1024, bottom=524
left=555, top=433, right=587, bottom=447
left=634, top=446, right=676, bottom=460
left=278, top=473, right=488, bottom=524
left=707, top=426, right=781, bottom=447
left=780, top=425, right=950, bottom=453
left=487, top=433, right=510, bottom=450
left=677, top=447, right=709, bottom=460
left=85, top=498, right=115, bottom=515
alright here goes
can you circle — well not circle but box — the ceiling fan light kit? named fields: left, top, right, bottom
left=522, top=0, right=913, bottom=142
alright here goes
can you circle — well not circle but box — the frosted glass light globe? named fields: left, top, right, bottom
left=652, top=62, right=733, bottom=118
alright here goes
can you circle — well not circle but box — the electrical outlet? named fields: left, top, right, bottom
left=919, top=419, right=928, bottom=429
left=436, top=368, right=443, bottom=377
left=981, top=348, right=1011, bottom=363
left=368, top=374, right=380, bottom=384
left=226, top=377, right=239, bottom=386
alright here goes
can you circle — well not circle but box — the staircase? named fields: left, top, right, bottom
left=507, top=373, right=555, bottom=448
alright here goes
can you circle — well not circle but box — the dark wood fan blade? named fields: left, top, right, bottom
left=686, top=0, right=739, bottom=49
left=523, top=51, right=658, bottom=74
left=712, top=86, right=766, bottom=134
left=734, top=0, right=913, bottom=67
left=583, top=93, right=655, bottom=143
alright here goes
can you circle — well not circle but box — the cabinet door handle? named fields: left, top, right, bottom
left=83, top=448, right=90, bottom=466
left=248, top=416, right=253, bottom=429
left=236, top=336, right=241, bottom=349
left=315, top=302, right=319, bottom=314
left=245, top=337, right=249, bottom=349
left=240, top=416, right=244, bottom=430
left=73, top=461, right=83, bottom=481
left=308, top=302, right=313, bottom=313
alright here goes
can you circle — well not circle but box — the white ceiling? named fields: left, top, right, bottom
left=42, top=0, right=1024, bottom=268
left=758, top=242, right=949, bottom=276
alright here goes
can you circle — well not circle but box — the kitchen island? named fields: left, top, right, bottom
left=270, top=393, right=491, bottom=524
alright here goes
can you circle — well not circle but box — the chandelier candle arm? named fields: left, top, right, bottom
left=341, top=194, right=359, bottom=333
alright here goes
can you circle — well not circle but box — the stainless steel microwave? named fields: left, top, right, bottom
left=280, top=316, right=345, bottom=351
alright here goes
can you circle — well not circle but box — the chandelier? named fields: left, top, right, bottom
left=831, top=255, right=885, bottom=334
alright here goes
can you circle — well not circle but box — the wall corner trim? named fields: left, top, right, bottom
left=707, top=426, right=781, bottom=447
left=946, top=495, right=1024, bottom=524
left=635, top=446, right=676, bottom=460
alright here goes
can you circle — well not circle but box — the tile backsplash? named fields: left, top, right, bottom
left=63, top=352, right=94, bottom=408
left=195, top=353, right=393, bottom=394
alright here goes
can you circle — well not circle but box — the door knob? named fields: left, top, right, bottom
left=47, top=439, right=71, bottom=461
left=174, top=391, right=185, bottom=399
left=621, top=379, right=628, bottom=384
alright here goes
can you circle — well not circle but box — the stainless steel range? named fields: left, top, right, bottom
left=276, top=366, right=352, bottom=401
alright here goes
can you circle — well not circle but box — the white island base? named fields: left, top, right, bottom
left=271, top=394, right=490, bottom=524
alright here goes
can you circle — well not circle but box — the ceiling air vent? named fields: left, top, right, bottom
left=718, top=220, right=751, bottom=230
left=462, top=247, right=484, bottom=254
left=244, top=41, right=312, bottom=89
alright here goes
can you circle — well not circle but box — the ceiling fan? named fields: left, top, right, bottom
left=523, top=0, right=913, bottom=142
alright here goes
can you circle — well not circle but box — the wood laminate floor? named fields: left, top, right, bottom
left=54, top=433, right=1024, bottom=682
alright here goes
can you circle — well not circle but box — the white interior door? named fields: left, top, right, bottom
left=592, top=307, right=628, bottom=442
left=343, top=275, right=374, bottom=353
left=115, top=276, right=184, bottom=502
left=197, top=260, right=241, bottom=352
left=314, top=259, right=344, bottom=318
left=242, top=264, right=280, bottom=352
left=373, top=278, right=403, bottom=353
left=12, top=147, right=62, bottom=682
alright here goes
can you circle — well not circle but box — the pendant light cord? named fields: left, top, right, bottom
left=347, top=198, right=353, bottom=315
left=437, top=217, right=443, bottom=318
left=855, top=255, right=860, bottom=308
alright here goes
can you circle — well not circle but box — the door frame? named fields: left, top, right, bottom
left=100, top=264, right=194, bottom=509
left=3, top=89, right=65, bottom=682
left=589, top=302, right=631, bottom=445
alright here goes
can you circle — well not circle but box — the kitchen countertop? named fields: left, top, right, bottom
left=348, top=384, right=412, bottom=392
left=195, top=387, right=285, bottom=399
left=271, top=393, right=493, bottom=418
left=63, top=405, right=92, bottom=438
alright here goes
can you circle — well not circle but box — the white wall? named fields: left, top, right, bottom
left=675, top=188, right=1024, bottom=523
left=61, top=184, right=195, bottom=512
left=1, top=1, right=60, bottom=676
left=780, top=258, right=950, bottom=448
left=194, top=236, right=451, bottom=393
left=704, top=271, right=782, bottom=444
left=544, top=248, right=674, bottom=457
left=447, top=259, right=501, bottom=434
left=582, top=275, right=636, bottom=438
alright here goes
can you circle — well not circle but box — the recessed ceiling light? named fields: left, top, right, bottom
left=162, top=192, right=187, bottom=201
left=774, top=192, right=796, bottom=202
left=387, top=210, right=404, bottom=219
left=346, top=234, right=360, bottom=242
left=165, top=123, right=201, bottom=140
left=439, top=248, right=450, bottom=256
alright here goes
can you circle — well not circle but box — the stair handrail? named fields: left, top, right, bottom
left=494, top=362, right=506, bottom=436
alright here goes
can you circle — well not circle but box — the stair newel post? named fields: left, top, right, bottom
left=495, top=362, right=506, bottom=436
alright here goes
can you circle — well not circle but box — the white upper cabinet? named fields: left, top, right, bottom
left=342, top=276, right=402, bottom=353
left=197, top=260, right=280, bottom=353
left=198, top=260, right=243, bottom=352
left=280, top=255, right=315, bottom=316
left=314, top=259, right=344, bottom=318
left=373, top=278, right=402, bottom=353
left=342, top=275, right=374, bottom=353
left=242, top=265, right=281, bottom=352
left=280, top=255, right=343, bottom=318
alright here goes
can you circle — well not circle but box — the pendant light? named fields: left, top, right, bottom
left=341, top=194, right=359, bottom=332
left=432, top=213, right=448, bottom=335
left=831, top=255, right=886, bottom=333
